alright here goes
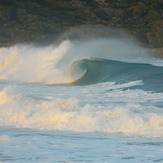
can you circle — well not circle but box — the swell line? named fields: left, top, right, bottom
left=65, top=58, right=163, bottom=92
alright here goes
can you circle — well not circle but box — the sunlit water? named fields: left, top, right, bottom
left=0, top=36, right=163, bottom=162
left=0, top=80, right=163, bottom=163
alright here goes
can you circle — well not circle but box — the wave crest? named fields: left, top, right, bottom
left=66, top=58, right=163, bottom=92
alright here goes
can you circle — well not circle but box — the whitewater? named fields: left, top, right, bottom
left=0, top=31, right=163, bottom=162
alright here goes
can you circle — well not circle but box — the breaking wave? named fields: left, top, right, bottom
left=0, top=86, right=163, bottom=138
left=66, top=58, right=163, bottom=92
left=0, top=38, right=163, bottom=89
left=0, top=28, right=163, bottom=138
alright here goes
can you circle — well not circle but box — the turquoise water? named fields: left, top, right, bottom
left=0, top=39, right=163, bottom=162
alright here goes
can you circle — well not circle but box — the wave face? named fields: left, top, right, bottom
left=0, top=38, right=163, bottom=93
left=68, top=58, right=163, bottom=92
left=0, top=38, right=163, bottom=92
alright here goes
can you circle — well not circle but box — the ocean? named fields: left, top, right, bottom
left=0, top=37, right=163, bottom=162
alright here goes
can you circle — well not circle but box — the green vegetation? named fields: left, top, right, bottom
left=0, top=0, right=162, bottom=47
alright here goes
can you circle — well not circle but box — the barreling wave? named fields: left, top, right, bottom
left=67, top=58, right=163, bottom=92
left=0, top=38, right=163, bottom=92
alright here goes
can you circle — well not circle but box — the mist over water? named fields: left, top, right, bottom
left=0, top=27, right=162, bottom=85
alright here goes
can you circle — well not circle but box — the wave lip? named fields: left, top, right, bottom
left=67, top=60, right=87, bottom=83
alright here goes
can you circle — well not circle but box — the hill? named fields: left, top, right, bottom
left=0, top=0, right=162, bottom=47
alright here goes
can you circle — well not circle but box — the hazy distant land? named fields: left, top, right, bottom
left=0, top=0, right=162, bottom=49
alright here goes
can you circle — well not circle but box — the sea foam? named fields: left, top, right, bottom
left=0, top=85, right=162, bottom=138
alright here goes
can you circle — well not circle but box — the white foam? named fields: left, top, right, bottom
left=0, top=40, right=71, bottom=84
left=0, top=86, right=162, bottom=138
left=0, top=87, right=13, bottom=105
left=0, top=38, right=162, bottom=84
